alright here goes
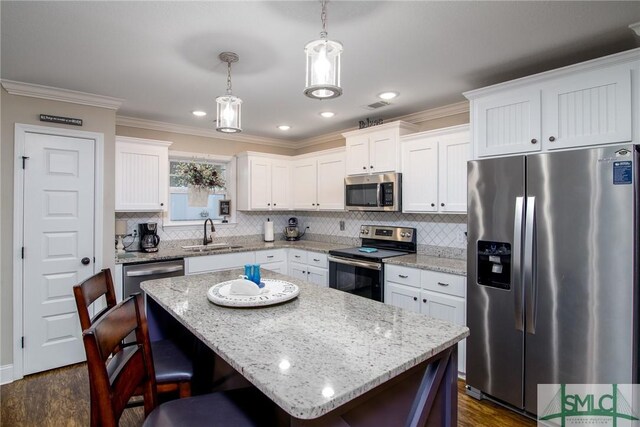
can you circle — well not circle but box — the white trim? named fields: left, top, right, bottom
left=116, top=135, right=172, bottom=148
left=117, top=116, right=297, bottom=149
left=169, top=150, right=233, bottom=163
left=400, top=123, right=470, bottom=142
left=1, top=80, right=123, bottom=110
left=0, top=365, right=14, bottom=385
left=341, top=120, right=419, bottom=139
left=13, top=123, right=105, bottom=380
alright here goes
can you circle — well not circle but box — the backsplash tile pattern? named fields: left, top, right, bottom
left=116, top=211, right=467, bottom=251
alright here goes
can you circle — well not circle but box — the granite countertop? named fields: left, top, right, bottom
left=116, top=240, right=350, bottom=265
left=141, top=269, right=469, bottom=420
left=384, top=254, right=467, bottom=276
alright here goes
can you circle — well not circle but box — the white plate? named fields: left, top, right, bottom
left=207, top=279, right=300, bottom=307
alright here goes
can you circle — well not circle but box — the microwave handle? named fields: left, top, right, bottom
left=377, top=183, right=383, bottom=207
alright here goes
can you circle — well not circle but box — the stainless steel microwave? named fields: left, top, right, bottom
left=345, top=173, right=402, bottom=211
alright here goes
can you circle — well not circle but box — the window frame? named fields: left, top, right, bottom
left=163, top=151, right=237, bottom=228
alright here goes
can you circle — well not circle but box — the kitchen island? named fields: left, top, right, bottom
left=142, top=269, right=469, bottom=426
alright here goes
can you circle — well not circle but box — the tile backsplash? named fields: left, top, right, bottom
left=116, top=210, right=467, bottom=253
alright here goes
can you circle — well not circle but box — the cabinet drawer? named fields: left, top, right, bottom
left=289, top=249, right=308, bottom=264
left=261, top=261, right=287, bottom=274
left=421, top=270, right=465, bottom=297
left=306, top=252, right=328, bottom=268
left=385, top=265, right=421, bottom=288
left=186, top=252, right=255, bottom=275
left=255, top=249, right=286, bottom=264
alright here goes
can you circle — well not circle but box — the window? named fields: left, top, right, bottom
left=166, top=154, right=235, bottom=225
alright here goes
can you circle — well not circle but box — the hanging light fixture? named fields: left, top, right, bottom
left=304, top=0, right=343, bottom=100
left=216, top=52, right=242, bottom=133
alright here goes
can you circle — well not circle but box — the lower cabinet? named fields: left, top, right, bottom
left=288, top=249, right=329, bottom=287
left=186, top=252, right=256, bottom=275
left=385, top=264, right=466, bottom=374
left=256, top=249, right=288, bottom=274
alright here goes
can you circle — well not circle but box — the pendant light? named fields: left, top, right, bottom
left=216, top=52, right=242, bottom=133
left=304, top=0, right=343, bottom=100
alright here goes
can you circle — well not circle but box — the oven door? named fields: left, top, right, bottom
left=328, top=255, right=383, bottom=302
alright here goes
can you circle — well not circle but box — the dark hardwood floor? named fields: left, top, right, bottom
left=1, top=364, right=534, bottom=426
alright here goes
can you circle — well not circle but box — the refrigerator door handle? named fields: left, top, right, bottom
left=524, top=196, right=537, bottom=335
left=513, top=196, right=525, bottom=331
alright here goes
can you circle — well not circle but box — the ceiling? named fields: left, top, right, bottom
left=2, top=1, right=640, bottom=143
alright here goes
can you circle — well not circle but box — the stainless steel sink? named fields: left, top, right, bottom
left=181, top=243, right=243, bottom=252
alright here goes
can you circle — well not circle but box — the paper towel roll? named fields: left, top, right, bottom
left=264, top=219, right=274, bottom=242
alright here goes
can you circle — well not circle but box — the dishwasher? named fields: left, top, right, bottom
left=122, top=258, right=185, bottom=342
left=122, top=258, right=185, bottom=298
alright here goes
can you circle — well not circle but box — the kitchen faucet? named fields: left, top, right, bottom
left=203, top=219, right=215, bottom=245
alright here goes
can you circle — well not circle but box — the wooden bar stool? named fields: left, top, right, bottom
left=82, top=294, right=276, bottom=426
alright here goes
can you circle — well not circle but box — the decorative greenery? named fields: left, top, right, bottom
left=175, top=162, right=226, bottom=190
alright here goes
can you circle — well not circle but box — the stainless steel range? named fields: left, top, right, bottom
left=328, top=225, right=417, bottom=302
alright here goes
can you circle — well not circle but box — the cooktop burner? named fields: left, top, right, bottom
left=328, top=246, right=410, bottom=262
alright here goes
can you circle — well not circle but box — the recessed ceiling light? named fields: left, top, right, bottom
left=320, top=112, right=335, bottom=118
left=378, top=92, right=399, bottom=100
left=278, top=125, right=291, bottom=131
left=192, top=110, right=207, bottom=117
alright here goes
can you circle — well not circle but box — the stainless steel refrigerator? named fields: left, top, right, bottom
left=466, top=144, right=638, bottom=415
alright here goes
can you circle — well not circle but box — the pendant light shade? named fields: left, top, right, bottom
left=304, top=1, right=342, bottom=100
left=216, top=52, right=242, bottom=133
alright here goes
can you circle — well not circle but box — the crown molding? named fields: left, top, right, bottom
left=116, top=116, right=297, bottom=149
left=1, top=80, right=124, bottom=110
left=296, top=101, right=469, bottom=148
left=630, top=22, right=640, bottom=37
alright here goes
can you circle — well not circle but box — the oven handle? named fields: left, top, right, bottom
left=328, top=255, right=382, bottom=271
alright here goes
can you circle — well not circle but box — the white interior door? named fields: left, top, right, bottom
left=22, top=131, right=96, bottom=375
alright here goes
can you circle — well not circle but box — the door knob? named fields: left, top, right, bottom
left=81, top=257, right=91, bottom=265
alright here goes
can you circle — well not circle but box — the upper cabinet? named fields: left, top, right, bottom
left=237, top=149, right=345, bottom=212
left=343, top=121, right=418, bottom=176
left=465, top=49, right=639, bottom=158
left=115, top=136, right=171, bottom=212
left=401, top=125, right=470, bottom=214
left=236, top=154, right=291, bottom=211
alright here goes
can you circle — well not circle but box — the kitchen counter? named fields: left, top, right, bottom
left=384, top=254, right=467, bottom=276
left=141, top=269, right=468, bottom=421
left=116, top=239, right=349, bottom=265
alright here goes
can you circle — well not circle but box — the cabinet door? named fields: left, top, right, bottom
left=401, top=137, right=438, bottom=212
left=271, top=161, right=291, bottom=210
left=345, top=135, right=370, bottom=175
left=288, top=262, right=308, bottom=281
left=542, top=64, right=632, bottom=150
left=115, top=141, right=169, bottom=211
left=385, top=282, right=421, bottom=313
left=307, top=266, right=328, bottom=287
left=474, top=88, right=541, bottom=157
left=292, top=160, right=318, bottom=210
left=421, top=290, right=466, bottom=373
left=250, top=159, right=272, bottom=209
left=438, top=134, right=470, bottom=213
left=317, top=153, right=345, bottom=210
left=370, top=129, right=398, bottom=173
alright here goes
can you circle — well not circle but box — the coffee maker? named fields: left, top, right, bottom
left=283, top=217, right=306, bottom=241
left=139, top=222, right=160, bottom=252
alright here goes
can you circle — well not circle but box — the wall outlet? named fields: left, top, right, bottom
left=339, top=220, right=345, bottom=231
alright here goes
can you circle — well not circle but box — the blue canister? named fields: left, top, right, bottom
left=252, top=264, right=262, bottom=287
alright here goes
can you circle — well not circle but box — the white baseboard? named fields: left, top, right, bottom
left=0, top=364, right=14, bottom=385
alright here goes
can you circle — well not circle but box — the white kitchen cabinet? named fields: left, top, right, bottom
left=384, top=264, right=466, bottom=373
left=293, top=151, right=346, bottom=211
left=237, top=154, right=291, bottom=211
left=385, top=281, right=421, bottom=313
left=256, top=249, right=287, bottom=274
left=115, top=136, right=172, bottom=212
left=292, top=159, right=317, bottom=210
left=401, top=125, right=470, bottom=214
left=343, top=121, right=419, bottom=176
left=542, top=64, right=632, bottom=150
left=466, top=49, right=639, bottom=159
left=288, top=250, right=329, bottom=287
